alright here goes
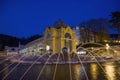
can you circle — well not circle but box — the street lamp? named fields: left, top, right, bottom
left=106, top=44, right=109, bottom=50
left=106, top=43, right=110, bottom=56
left=114, top=50, right=117, bottom=57
left=91, top=47, right=94, bottom=50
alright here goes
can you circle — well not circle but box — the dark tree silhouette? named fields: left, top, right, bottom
left=0, top=34, right=42, bottom=51
left=0, top=34, right=20, bottom=50
left=79, top=18, right=109, bottom=43
left=27, top=34, right=42, bottom=42
left=109, top=11, right=120, bottom=39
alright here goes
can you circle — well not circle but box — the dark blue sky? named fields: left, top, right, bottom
left=0, top=0, right=120, bottom=38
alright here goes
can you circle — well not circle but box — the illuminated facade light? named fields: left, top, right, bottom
left=106, top=44, right=110, bottom=50
left=46, top=45, right=50, bottom=51
left=77, top=51, right=86, bottom=55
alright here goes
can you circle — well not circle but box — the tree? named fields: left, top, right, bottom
left=109, top=11, right=120, bottom=39
left=0, top=34, right=20, bottom=50
left=27, top=34, right=42, bottom=42
left=79, top=18, right=109, bottom=43
left=96, top=18, right=109, bottom=42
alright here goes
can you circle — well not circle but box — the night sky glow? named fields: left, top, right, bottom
left=0, top=0, right=120, bottom=38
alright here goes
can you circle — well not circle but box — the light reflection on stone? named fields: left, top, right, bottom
left=3, top=64, right=9, bottom=77
left=71, top=65, right=81, bottom=80
left=90, top=63, right=98, bottom=80
left=0, top=62, right=120, bottom=80
left=105, top=63, right=115, bottom=80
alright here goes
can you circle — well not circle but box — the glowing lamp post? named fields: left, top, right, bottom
left=114, top=50, right=117, bottom=57
left=46, top=45, right=50, bottom=53
left=106, top=44, right=110, bottom=50
left=106, top=44, right=110, bottom=56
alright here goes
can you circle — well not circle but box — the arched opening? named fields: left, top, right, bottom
left=46, top=33, right=51, bottom=40
left=65, top=33, right=72, bottom=52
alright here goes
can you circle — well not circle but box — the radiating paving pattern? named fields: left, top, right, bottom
left=0, top=43, right=120, bottom=80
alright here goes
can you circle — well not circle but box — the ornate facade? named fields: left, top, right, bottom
left=19, top=21, right=77, bottom=54
left=43, top=21, right=76, bottom=53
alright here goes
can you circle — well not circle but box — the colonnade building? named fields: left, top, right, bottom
left=19, top=21, right=77, bottom=54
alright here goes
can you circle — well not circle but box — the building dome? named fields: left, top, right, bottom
left=54, top=19, right=67, bottom=29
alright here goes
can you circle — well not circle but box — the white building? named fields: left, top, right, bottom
left=5, top=46, right=19, bottom=55
left=74, top=26, right=95, bottom=44
left=73, top=26, right=81, bottom=45
left=19, top=37, right=44, bottom=55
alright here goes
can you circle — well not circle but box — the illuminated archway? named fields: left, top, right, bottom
left=65, top=33, right=72, bottom=52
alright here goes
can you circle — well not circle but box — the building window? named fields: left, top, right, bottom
left=65, top=33, right=72, bottom=52
left=65, top=33, right=71, bottom=39
left=46, top=33, right=51, bottom=40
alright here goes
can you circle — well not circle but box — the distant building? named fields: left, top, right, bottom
left=19, top=38, right=44, bottom=55
left=5, top=46, right=19, bottom=55
left=73, top=26, right=95, bottom=44
left=110, top=34, right=120, bottom=43
left=73, top=26, right=80, bottom=45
